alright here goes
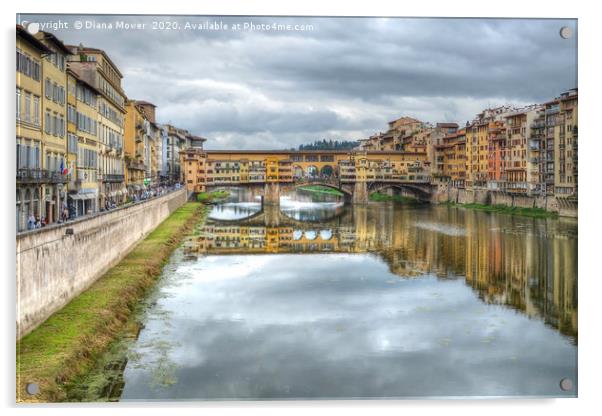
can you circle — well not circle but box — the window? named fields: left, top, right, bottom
left=16, top=49, right=40, bottom=81
left=33, top=96, right=40, bottom=126
left=24, top=92, right=31, bottom=122
left=45, top=78, right=51, bottom=99
left=34, top=145, right=40, bottom=168
left=68, top=134, right=78, bottom=153
left=52, top=114, right=59, bottom=136
left=44, top=112, right=51, bottom=134
left=59, top=116, right=65, bottom=137
left=68, top=105, right=76, bottom=123
left=16, top=88, right=21, bottom=120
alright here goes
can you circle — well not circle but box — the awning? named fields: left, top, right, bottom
left=69, top=193, right=96, bottom=200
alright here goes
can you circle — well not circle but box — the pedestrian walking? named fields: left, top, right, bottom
left=27, top=214, right=35, bottom=230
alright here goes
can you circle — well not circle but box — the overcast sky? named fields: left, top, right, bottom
left=19, top=15, right=577, bottom=149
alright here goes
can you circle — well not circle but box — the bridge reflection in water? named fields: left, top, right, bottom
left=186, top=202, right=577, bottom=341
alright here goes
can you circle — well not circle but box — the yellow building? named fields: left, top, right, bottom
left=133, top=100, right=161, bottom=184
left=68, top=45, right=127, bottom=208
left=66, top=68, right=101, bottom=215
left=36, top=31, right=71, bottom=225
left=16, top=25, right=49, bottom=232
left=124, top=100, right=148, bottom=195
left=465, top=121, right=490, bottom=189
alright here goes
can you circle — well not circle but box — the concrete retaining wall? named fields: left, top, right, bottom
left=16, top=189, right=188, bottom=339
left=432, top=186, right=577, bottom=218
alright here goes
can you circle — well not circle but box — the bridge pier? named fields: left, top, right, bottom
left=264, top=182, right=280, bottom=206
left=352, top=181, right=369, bottom=204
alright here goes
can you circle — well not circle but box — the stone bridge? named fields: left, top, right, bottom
left=183, top=149, right=435, bottom=205
left=207, top=178, right=434, bottom=206
left=210, top=203, right=351, bottom=228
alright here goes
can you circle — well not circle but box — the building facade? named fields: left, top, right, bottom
left=66, top=69, right=101, bottom=216
left=16, top=26, right=49, bottom=231
left=36, top=31, right=71, bottom=225
left=124, top=100, right=148, bottom=196
left=68, top=45, right=127, bottom=208
left=544, top=89, right=578, bottom=197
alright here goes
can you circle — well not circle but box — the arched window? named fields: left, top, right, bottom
left=24, top=189, right=31, bottom=223
left=16, top=189, right=22, bottom=232
left=32, top=188, right=40, bottom=216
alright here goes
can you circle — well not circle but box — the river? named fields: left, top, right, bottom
left=118, top=188, right=577, bottom=400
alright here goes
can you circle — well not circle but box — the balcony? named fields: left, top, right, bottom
left=103, top=174, right=125, bottom=183
left=127, top=160, right=146, bottom=171
left=16, top=168, right=70, bottom=184
left=530, top=121, right=546, bottom=129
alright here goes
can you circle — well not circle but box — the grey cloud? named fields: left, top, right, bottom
left=19, top=15, right=577, bottom=149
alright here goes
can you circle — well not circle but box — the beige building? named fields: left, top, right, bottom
left=543, top=89, right=578, bottom=197
left=66, top=69, right=101, bottom=215
left=503, top=108, right=541, bottom=194
left=68, top=45, right=127, bottom=208
left=36, top=31, right=72, bottom=225
left=16, top=26, right=49, bottom=231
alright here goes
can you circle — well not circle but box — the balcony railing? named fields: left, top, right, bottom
left=16, top=168, right=70, bottom=184
left=530, top=121, right=546, bottom=129
left=127, top=160, right=146, bottom=171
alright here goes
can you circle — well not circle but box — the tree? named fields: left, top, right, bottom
left=297, top=139, right=359, bottom=150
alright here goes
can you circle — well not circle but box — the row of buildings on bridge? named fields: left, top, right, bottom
left=16, top=25, right=206, bottom=232
left=356, top=90, right=578, bottom=198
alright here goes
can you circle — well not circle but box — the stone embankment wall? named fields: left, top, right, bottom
left=16, top=189, right=188, bottom=339
left=433, top=186, right=577, bottom=218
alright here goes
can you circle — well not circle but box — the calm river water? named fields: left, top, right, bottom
left=119, top=189, right=577, bottom=400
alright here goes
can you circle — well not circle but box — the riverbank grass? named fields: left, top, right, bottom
left=369, top=191, right=421, bottom=204
left=449, top=202, right=557, bottom=218
left=16, top=202, right=207, bottom=402
left=196, top=190, right=230, bottom=203
left=297, top=185, right=344, bottom=197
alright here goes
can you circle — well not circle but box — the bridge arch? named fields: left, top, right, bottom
left=306, top=165, right=319, bottom=178
left=320, top=165, right=334, bottom=178
left=292, top=182, right=352, bottom=197
left=367, top=182, right=432, bottom=201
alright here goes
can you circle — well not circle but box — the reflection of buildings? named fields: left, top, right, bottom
left=185, top=204, right=577, bottom=340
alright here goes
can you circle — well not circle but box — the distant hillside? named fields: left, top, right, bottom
left=296, top=139, right=360, bottom=151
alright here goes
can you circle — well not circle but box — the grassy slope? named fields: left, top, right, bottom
left=452, top=202, right=557, bottom=218
left=297, top=185, right=344, bottom=196
left=196, top=190, right=230, bottom=203
left=16, top=202, right=206, bottom=402
left=369, top=191, right=420, bottom=204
